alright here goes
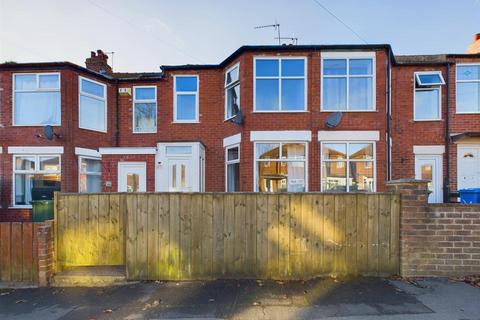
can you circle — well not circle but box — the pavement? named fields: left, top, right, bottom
left=0, top=277, right=479, bottom=320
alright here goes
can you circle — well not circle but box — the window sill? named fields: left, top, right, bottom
left=320, top=109, right=377, bottom=113
left=132, top=131, right=158, bottom=134
left=12, top=124, right=61, bottom=127
left=414, top=119, right=442, bottom=122
left=9, top=206, right=32, bottom=209
left=252, top=110, right=309, bottom=113
left=455, top=111, right=480, bottom=115
left=172, top=121, right=200, bottom=124
left=79, top=126, right=108, bottom=133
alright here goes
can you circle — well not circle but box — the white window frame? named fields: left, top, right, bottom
left=321, top=52, right=376, bottom=112
left=253, top=141, right=309, bottom=192
left=225, top=63, right=240, bottom=120
left=413, top=71, right=442, bottom=122
left=456, top=63, right=480, bottom=114
left=253, top=56, right=308, bottom=112
left=78, top=156, right=102, bottom=193
left=78, top=76, right=107, bottom=132
left=12, top=72, right=61, bottom=126
left=133, top=85, right=157, bottom=133
left=320, top=141, right=376, bottom=192
left=225, top=144, right=240, bottom=191
left=173, top=75, right=199, bottom=123
left=12, top=154, right=61, bottom=208
left=415, top=71, right=445, bottom=86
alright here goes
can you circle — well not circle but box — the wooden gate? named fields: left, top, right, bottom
left=55, top=192, right=400, bottom=279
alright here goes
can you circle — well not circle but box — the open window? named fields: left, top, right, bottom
left=415, top=72, right=445, bottom=86
left=414, top=71, right=444, bottom=121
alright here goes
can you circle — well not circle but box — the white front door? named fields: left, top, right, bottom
left=458, top=145, right=480, bottom=189
left=415, top=156, right=442, bottom=203
left=168, top=159, right=191, bottom=192
left=118, top=162, right=146, bottom=192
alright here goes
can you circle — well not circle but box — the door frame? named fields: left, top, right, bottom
left=117, top=162, right=147, bottom=192
left=457, top=144, right=480, bottom=190
left=415, top=154, right=443, bottom=203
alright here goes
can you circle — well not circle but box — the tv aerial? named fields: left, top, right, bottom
left=254, top=22, right=281, bottom=45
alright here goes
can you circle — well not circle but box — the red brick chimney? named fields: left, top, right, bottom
left=85, top=49, right=112, bottom=74
left=467, top=33, right=480, bottom=54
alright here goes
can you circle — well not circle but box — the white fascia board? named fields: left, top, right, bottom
left=75, top=147, right=101, bottom=158
left=223, top=133, right=242, bottom=147
left=413, top=145, right=445, bottom=155
left=250, top=131, right=312, bottom=142
left=8, top=146, right=64, bottom=154
left=318, top=131, right=380, bottom=141
left=99, top=147, right=157, bottom=155
left=321, top=51, right=376, bottom=58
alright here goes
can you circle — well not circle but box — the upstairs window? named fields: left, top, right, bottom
left=225, top=64, right=240, bottom=119
left=457, top=64, right=480, bottom=113
left=79, top=77, right=107, bottom=132
left=13, top=73, right=61, bottom=125
left=322, top=55, right=375, bottom=111
left=133, top=86, right=157, bottom=133
left=414, top=72, right=444, bottom=121
left=174, top=76, right=199, bottom=122
left=254, top=58, right=306, bottom=111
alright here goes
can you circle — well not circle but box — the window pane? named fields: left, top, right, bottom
left=281, top=143, right=305, bottom=160
left=457, top=65, right=480, bottom=81
left=456, top=82, right=479, bottom=113
left=134, top=102, right=156, bottom=132
left=323, top=59, right=347, bottom=75
left=15, top=173, right=61, bottom=206
left=80, top=95, right=106, bottom=131
left=15, top=157, right=35, bottom=170
left=323, top=143, right=346, bottom=160
left=80, top=173, right=102, bottom=193
left=281, top=79, right=304, bottom=110
left=349, top=59, right=373, bottom=75
left=349, top=162, right=374, bottom=192
left=227, top=163, right=240, bottom=192
left=81, top=158, right=102, bottom=173
left=127, top=174, right=139, bottom=192
left=281, top=59, right=304, bottom=77
left=417, top=73, right=443, bottom=85
left=176, top=77, right=197, bottom=92
left=15, top=74, right=36, bottom=90
left=285, top=161, right=305, bottom=192
left=39, top=156, right=60, bottom=171
left=166, top=146, right=192, bottom=154
left=256, top=59, right=279, bottom=77
left=349, top=77, right=373, bottom=110
left=81, top=79, right=104, bottom=97
left=256, top=143, right=280, bottom=159
left=227, top=147, right=239, bottom=161
left=176, top=94, right=197, bottom=120
left=323, top=78, right=346, bottom=110
left=226, top=65, right=239, bottom=85
left=39, top=74, right=59, bottom=89
left=226, top=84, right=240, bottom=118
left=349, top=143, right=373, bottom=160
left=256, top=79, right=279, bottom=110
left=14, top=91, right=61, bottom=125
left=322, top=162, right=347, bottom=191
left=257, top=161, right=305, bottom=193
left=415, top=89, right=440, bottom=119
left=135, top=87, right=155, bottom=100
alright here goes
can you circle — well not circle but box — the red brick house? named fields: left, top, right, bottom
left=1, top=37, right=480, bottom=221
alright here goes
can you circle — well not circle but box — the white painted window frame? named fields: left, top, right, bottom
left=173, top=75, right=199, bottom=123
left=12, top=72, right=61, bottom=126
left=225, top=144, right=240, bottom=192
left=225, top=63, right=240, bottom=120
left=253, top=141, right=309, bottom=192
left=321, top=52, right=376, bottom=112
left=456, top=63, right=480, bottom=114
left=253, top=56, right=308, bottom=112
left=12, top=154, right=61, bottom=208
left=413, top=72, right=442, bottom=122
left=320, top=141, right=376, bottom=192
left=78, top=76, right=107, bottom=133
left=133, top=85, right=157, bottom=133
left=78, top=156, right=102, bottom=193
left=415, top=71, right=445, bottom=86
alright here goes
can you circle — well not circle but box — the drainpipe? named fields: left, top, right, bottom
left=386, top=51, right=392, bottom=181
left=115, top=79, right=120, bottom=147
left=444, top=62, right=451, bottom=202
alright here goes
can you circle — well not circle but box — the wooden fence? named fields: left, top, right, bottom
left=55, top=192, right=400, bottom=280
left=0, top=222, right=38, bottom=283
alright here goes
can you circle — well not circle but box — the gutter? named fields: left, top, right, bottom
left=386, top=49, right=392, bottom=181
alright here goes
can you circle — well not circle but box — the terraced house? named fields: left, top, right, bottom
left=1, top=34, right=480, bottom=221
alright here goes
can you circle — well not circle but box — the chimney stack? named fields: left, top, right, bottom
left=85, top=49, right=112, bottom=74
left=467, top=33, right=480, bottom=54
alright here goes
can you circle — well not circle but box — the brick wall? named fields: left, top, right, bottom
left=387, top=179, right=480, bottom=277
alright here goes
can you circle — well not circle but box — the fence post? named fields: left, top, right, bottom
left=36, top=221, right=54, bottom=287
left=386, top=179, right=429, bottom=277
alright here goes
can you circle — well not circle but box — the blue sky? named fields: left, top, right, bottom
left=1, top=0, right=479, bottom=72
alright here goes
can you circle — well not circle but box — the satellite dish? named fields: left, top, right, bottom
left=44, top=125, right=54, bottom=140
left=325, top=112, right=343, bottom=128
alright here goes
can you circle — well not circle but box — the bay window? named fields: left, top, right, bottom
left=321, top=142, right=375, bottom=192
left=13, top=155, right=61, bottom=206
left=255, top=142, right=306, bottom=192
left=254, top=58, right=306, bottom=111
left=174, top=75, right=199, bottom=122
left=79, top=77, right=107, bottom=132
left=79, top=157, right=102, bottom=193
left=456, top=64, right=480, bottom=113
left=13, top=73, right=61, bottom=125
left=133, top=86, right=157, bottom=133
left=322, top=54, right=375, bottom=111
left=225, top=64, right=240, bottom=119
left=225, top=145, right=240, bottom=192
